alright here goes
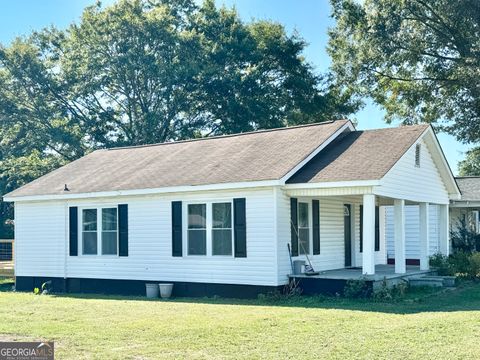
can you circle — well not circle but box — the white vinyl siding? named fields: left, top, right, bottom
left=14, top=201, right=67, bottom=277
left=14, top=188, right=277, bottom=286
left=385, top=204, right=440, bottom=259
left=376, top=138, right=450, bottom=204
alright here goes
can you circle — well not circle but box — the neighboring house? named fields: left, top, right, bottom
left=3, top=120, right=461, bottom=297
left=385, top=177, right=480, bottom=263
left=450, top=177, right=480, bottom=233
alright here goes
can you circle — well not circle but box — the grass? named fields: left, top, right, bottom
left=1, top=281, right=480, bottom=359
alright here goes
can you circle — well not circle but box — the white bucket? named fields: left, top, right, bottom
left=159, top=283, right=174, bottom=299
left=145, top=283, right=159, bottom=298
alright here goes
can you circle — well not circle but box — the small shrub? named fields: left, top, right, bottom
left=344, top=278, right=370, bottom=298
left=451, top=217, right=480, bottom=253
left=373, top=278, right=409, bottom=302
left=468, top=253, right=480, bottom=278
left=395, top=281, right=408, bottom=298
left=449, top=251, right=471, bottom=276
left=429, top=253, right=454, bottom=276
left=373, top=278, right=393, bottom=301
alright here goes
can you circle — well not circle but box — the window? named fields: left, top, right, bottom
left=82, top=209, right=97, bottom=255
left=186, top=201, right=234, bottom=256
left=212, top=202, right=232, bottom=255
left=298, top=202, right=310, bottom=255
left=81, top=207, right=118, bottom=256
left=102, top=208, right=118, bottom=255
left=188, top=204, right=207, bottom=255
left=415, top=143, right=421, bottom=167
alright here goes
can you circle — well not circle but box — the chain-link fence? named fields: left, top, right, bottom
left=0, top=239, right=13, bottom=261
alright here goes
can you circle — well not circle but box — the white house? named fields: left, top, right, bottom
left=3, top=120, right=461, bottom=297
left=385, top=177, right=480, bottom=263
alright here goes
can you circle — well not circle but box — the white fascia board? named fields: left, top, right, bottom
left=450, top=200, right=480, bottom=208
left=3, top=180, right=281, bottom=203
left=284, top=180, right=380, bottom=189
left=423, top=128, right=461, bottom=198
left=280, top=120, right=355, bottom=183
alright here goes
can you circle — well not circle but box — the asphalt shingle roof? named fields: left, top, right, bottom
left=456, top=177, right=480, bottom=201
left=286, top=125, right=429, bottom=183
left=5, top=120, right=349, bottom=197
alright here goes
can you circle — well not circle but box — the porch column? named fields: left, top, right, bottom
left=362, top=194, right=376, bottom=275
left=394, top=199, right=406, bottom=274
left=419, top=203, right=430, bottom=270
left=439, top=204, right=450, bottom=256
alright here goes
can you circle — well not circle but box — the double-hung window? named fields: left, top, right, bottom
left=102, top=208, right=118, bottom=255
left=212, top=203, right=232, bottom=255
left=298, top=202, right=310, bottom=255
left=82, top=209, right=98, bottom=255
left=187, top=204, right=207, bottom=255
left=81, top=207, right=118, bottom=256
left=187, top=201, right=233, bottom=256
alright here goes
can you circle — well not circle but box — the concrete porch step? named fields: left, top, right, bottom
left=408, top=275, right=456, bottom=288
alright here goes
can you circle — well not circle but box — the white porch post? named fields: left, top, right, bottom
left=362, top=194, right=376, bottom=275
left=419, top=203, right=430, bottom=270
left=394, top=199, right=406, bottom=274
left=439, top=204, right=450, bottom=256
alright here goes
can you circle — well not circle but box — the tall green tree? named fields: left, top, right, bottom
left=0, top=0, right=357, bottom=234
left=328, top=0, right=480, bottom=167
left=459, top=147, right=480, bottom=176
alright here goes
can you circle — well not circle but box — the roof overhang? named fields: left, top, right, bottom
left=450, top=200, right=480, bottom=208
left=3, top=180, right=282, bottom=203
left=422, top=126, right=461, bottom=200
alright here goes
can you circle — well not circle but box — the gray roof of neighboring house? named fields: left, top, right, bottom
left=287, top=125, right=429, bottom=183
left=456, top=177, right=480, bottom=201
left=5, top=120, right=349, bottom=198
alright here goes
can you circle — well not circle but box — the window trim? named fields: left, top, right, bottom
left=211, top=202, right=233, bottom=256
left=78, top=205, right=119, bottom=257
left=292, top=198, right=318, bottom=257
left=186, top=203, right=207, bottom=256
left=297, top=201, right=311, bottom=255
left=183, top=199, right=235, bottom=258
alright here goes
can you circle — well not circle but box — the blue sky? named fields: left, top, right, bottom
left=0, top=0, right=469, bottom=174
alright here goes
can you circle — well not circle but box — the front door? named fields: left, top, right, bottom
left=344, top=204, right=352, bottom=267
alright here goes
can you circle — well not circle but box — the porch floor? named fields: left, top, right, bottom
left=290, top=264, right=433, bottom=281
left=288, top=265, right=435, bottom=295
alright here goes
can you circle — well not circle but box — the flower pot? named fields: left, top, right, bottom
left=145, top=283, right=159, bottom=298
left=159, top=283, right=174, bottom=299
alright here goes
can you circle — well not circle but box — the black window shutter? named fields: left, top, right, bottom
left=375, top=206, right=380, bottom=251
left=118, top=204, right=129, bottom=256
left=234, top=198, right=247, bottom=258
left=69, top=207, right=78, bottom=256
left=312, top=200, right=320, bottom=255
left=171, top=201, right=183, bottom=257
left=290, top=198, right=298, bottom=256
left=359, top=205, right=363, bottom=253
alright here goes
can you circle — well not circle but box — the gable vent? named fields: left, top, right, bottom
left=415, top=143, right=421, bottom=167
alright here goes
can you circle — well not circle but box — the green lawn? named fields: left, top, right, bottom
left=1, top=282, right=480, bottom=359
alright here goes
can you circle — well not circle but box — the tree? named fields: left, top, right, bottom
left=328, top=0, right=480, bottom=144
left=459, top=147, right=480, bottom=176
left=0, top=0, right=357, bottom=234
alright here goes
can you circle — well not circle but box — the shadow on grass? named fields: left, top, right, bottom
left=7, top=281, right=476, bottom=315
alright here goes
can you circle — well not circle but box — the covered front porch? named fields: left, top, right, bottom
left=285, top=185, right=451, bottom=277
